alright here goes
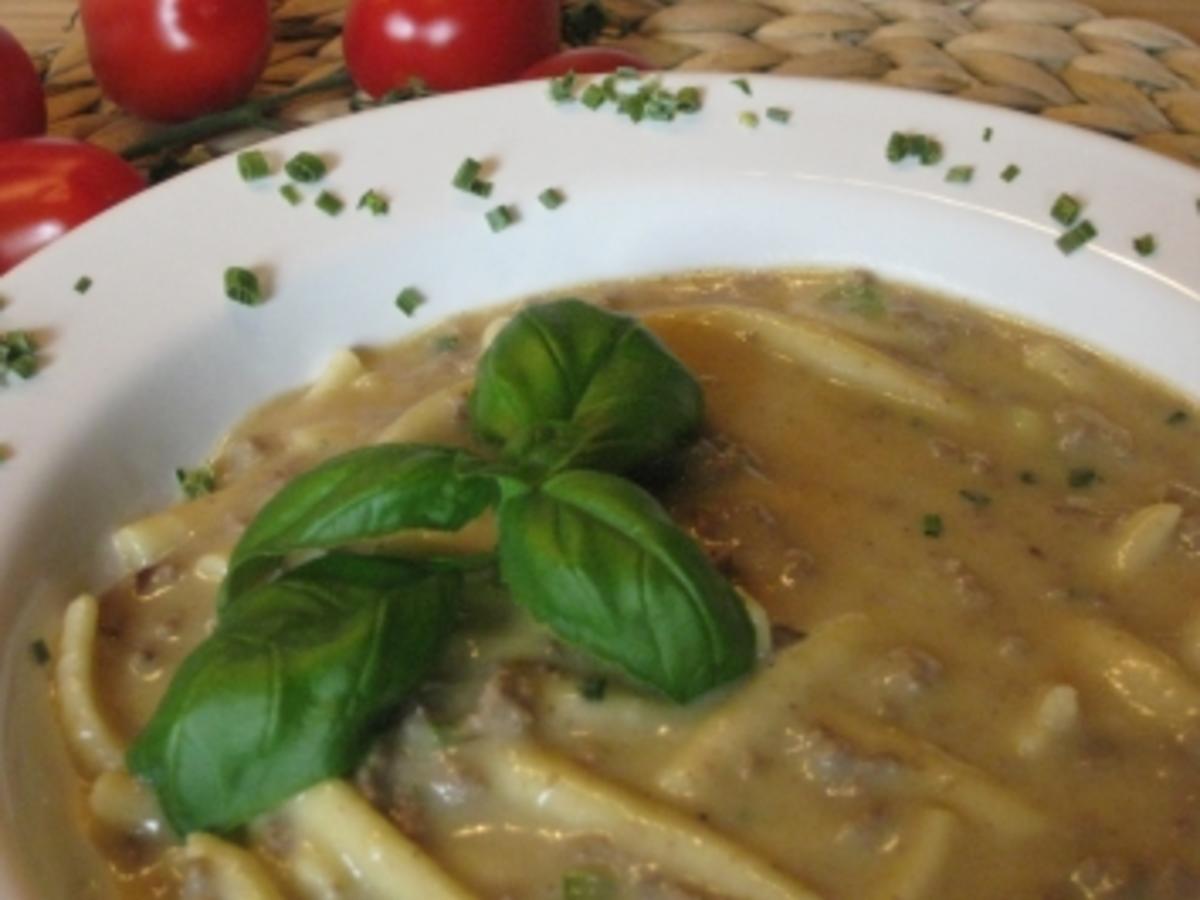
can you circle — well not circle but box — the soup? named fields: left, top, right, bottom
left=52, top=270, right=1200, bottom=899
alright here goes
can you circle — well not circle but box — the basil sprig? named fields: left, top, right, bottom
left=469, top=299, right=703, bottom=475
left=129, top=554, right=457, bottom=835
left=130, top=299, right=755, bottom=835
left=220, top=444, right=497, bottom=604
left=499, top=470, right=755, bottom=702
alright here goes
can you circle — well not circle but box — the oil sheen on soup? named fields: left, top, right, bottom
left=50, top=270, right=1200, bottom=900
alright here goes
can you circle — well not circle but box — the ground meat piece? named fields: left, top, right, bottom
left=937, top=556, right=992, bottom=609
left=1070, top=857, right=1144, bottom=899
left=134, top=563, right=179, bottom=598
left=1055, top=405, right=1133, bottom=459
left=783, top=725, right=903, bottom=798
left=461, top=666, right=535, bottom=740
left=871, top=646, right=943, bottom=707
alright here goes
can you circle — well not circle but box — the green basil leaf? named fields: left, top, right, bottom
left=128, top=553, right=457, bottom=835
left=497, top=470, right=755, bottom=702
left=222, top=444, right=497, bottom=604
left=469, top=299, right=703, bottom=475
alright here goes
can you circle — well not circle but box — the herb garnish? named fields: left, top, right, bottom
left=1051, top=193, right=1082, bottom=227
left=562, top=868, right=618, bottom=900
left=1068, top=467, right=1098, bottom=488
left=922, top=513, right=944, bottom=537
left=1056, top=220, right=1097, bottom=255
left=74, top=276, right=93, bottom=294
left=0, top=331, right=39, bottom=382
left=731, top=77, right=751, bottom=96
left=315, top=190, right=344, bottom=216
left=945, top=165, right=974, bottom=184
left=579, top=675, right=608, bottom=701
left=357, top=189, right=389, bottom=216
left=30, top=639, right=50, bottom=666
left=279, top=183, right=303, bottom=206
left=1133, top=234, right=1156, bottom=257
left=237, top=150, right=271, bottom=182
left=284, top=151, right=327, bottom=183
left=983, top=126, right=993, bottom=142
left=223, top=267, right=263, bottom=305
left=738, top=111, right=759, bottom=128
left=1000, top=164, right=1021, bottom=182
left=1167, top=409, right=1189, bottom=426
left=549, top=72, right=577, bottom=103
left=538, top=188, right=565, bottom=210
left=130, top=300, right=753, bottom=836
left=886, top=132, right=943, bottom=165
left=176, top=465, right=216, bottom=499
left=395, top=286, right=425, bottom=316
left=766, top=106, right=791, bottom=124
left=959, top=489, right=991, bottom=507
left=485, top=205, right=516, bottom=232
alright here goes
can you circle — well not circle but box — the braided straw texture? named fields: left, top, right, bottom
left=34, top=0, right=1200, bottom=167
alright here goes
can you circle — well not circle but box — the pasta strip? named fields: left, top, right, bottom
left=55, top=594, right=125, bottom=776
left=657, top=614, right=871, bottom=797
left=374, top=378, right=473, bottom=446
left=185, top=834, right=287, bottom=900
left=1058, top=616, right=1200, bottom=732
left=865, top=807, right=957, bottom=900
left=647, top=306, right=969, bottom=423
left=813, top=706, right=1046, bottom=838
left=259, top=779, right=477, bottom=900
left=304, top=348, right=365, bottom=402
left=478, top=741, right=823, bottom=900
left=1109, top=503, right=1181, bottom=579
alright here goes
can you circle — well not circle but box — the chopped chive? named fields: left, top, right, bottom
left=467, top=179, right=494, bottom=198
left=549, top=71, right=577, bottom=102
left=30, top=639, right=50, bottom=666
left=580, top=83, right=607, bottom=110
left=0, top=331, right=39, bottom=381
left=579, top=675, right=608, bottom=701
left=1019, top=470, right=1038, bottom=485
left=223, top=267, right=263, bottom=306
left=1056, top=220, right=1097, bottom=255
left=765, top=106, right=791, bottom=124
left=731, top=77, right=752, bottom=96
left=237, top=150, right=271, bottom=181
left=395, top=287, right=425, bottom=316
left=315, top=190, right=344, bottom=216
left=886, top=131, right=910, bottom=162
left=601, top=75, right=620, bottom=102
left=176, top=464, right=216, bottom=499
left=538, top=187, right=565, bottom=210
left=279, top=183, right=303, bottom=206
left=922, top=513, right=944, bottom=538
left=73, top=275, right=93, bottom=294
left=1050, top=193, right=1082, bottom=226
left=1067, top=467, right=1098, bottom=489
left=945, top=165, right=974, bottom=184
left=738, top=111, right=760, bottom=128
left=357, top=189, right=389, bottom=216
left=562, top=868, right=617, bottom=900
left=433, top=333, right=461, bottom=353
left=1000, top=163, right=1021, bottom=182
left=615, top=66, right=640, bottom=80
left=983, top=126, right=993, bottom=142
left=676, top=86, right=702, bottom=113
left=1166, top=409, right=1189, bottom=426
left=283, top=151, right=327, bottom=183
left=959, top=489, right=991, bottom=508
left=913, top=134, right=943, bottom=165
left=1132, top=233, right=1156, bottom=257
left=485, top=205, right=516, bottom=233
left=452, top=157, right=483, bottom=191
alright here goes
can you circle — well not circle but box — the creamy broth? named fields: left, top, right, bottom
left=55, top=270, right=1200, bottom=899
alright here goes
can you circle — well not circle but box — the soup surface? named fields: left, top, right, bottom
left=53, top=270, right=1200, bottom=899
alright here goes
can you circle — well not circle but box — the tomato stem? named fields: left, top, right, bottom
left=121, top=69, right=355, bottom=162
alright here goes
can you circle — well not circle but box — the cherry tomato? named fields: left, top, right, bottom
left=80, top=0, right=272, bottom=122
left=0, top=139, right=144, bottom=275
left=344, top=0, right=561, bottom=97
left=520, top=48, right=652, bottom=80
left=0, top=26, right=47, bottom=140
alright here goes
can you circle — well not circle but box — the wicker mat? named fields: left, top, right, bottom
left=29, top=0, right=1200, bottom=170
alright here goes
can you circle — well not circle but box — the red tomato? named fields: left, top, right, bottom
left=0, top=139, right=144, bottom=275
left=0, top=26, right=47, bottom=140
left=520, top=48, right=652, bottom=80
left=80, top=0, right=272, bottom=122
left=344, top=0, right=561, bottom=96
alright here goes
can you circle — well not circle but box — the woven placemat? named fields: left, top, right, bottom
left=31, top=0, right=1200, bottom=169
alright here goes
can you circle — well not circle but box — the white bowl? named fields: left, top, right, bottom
left=1, top=75, right=1199, bottom=897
